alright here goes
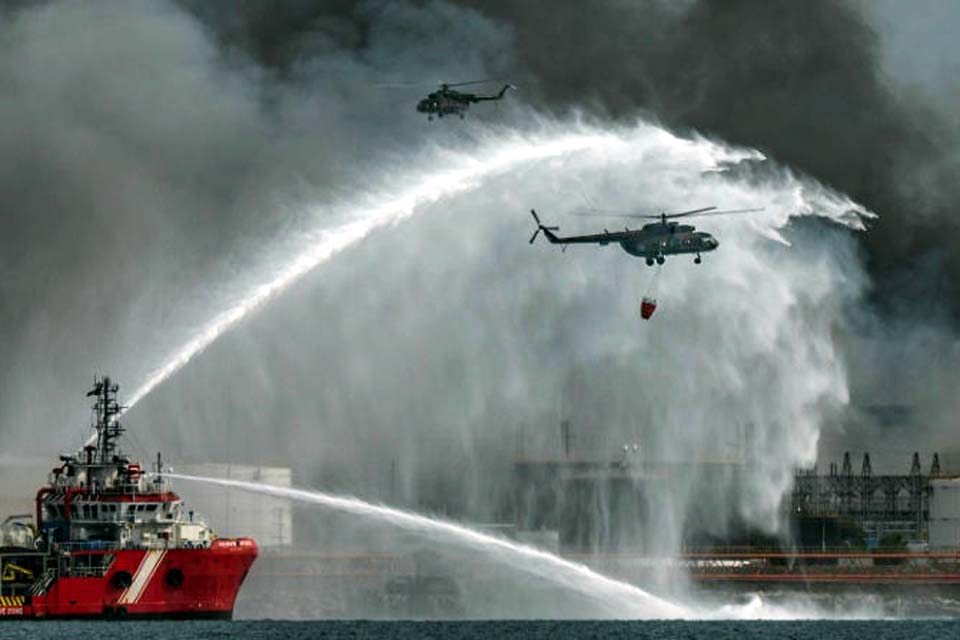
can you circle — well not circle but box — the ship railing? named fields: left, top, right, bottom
left=54, top=541, right=124, bottom=552
left=54, top=541, right=177, bottom=552
left=65, top=563, right=114, bottom=578
left=111, top=482, right=146, bottom=494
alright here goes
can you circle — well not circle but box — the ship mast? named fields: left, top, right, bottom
left=87, top=376, right=125, bottom=464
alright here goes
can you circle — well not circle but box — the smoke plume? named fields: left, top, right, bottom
left=0, top=0, right=955, bottom=617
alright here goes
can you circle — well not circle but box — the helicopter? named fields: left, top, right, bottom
left=528, top=206, right=762, bottom=265
left=416, top=81, right=515, bottom=120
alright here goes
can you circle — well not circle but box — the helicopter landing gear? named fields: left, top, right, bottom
left=645, top=257, right=655, bottom=266
left=655, top=255, right=665, bottom=265
left=694, top=253, right=702, bottom=264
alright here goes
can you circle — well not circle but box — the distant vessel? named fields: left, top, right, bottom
left=0, top=376, right=257, bottom=619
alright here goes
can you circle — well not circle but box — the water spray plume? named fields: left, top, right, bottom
left=114, top=120, right=872, bottom=426
left=167, top=471, right=689, bottom=618
left=107, top=119, right=876, bottom=590
left=168, top=473, right=883, bottom=619
left=121, top=130, right=614, bottom=415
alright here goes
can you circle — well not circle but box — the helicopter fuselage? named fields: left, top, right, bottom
left=416, top=91, right=469, bottom=118
left=416, top=84, right=513, bottom=120
left=617, top=224, right=718, bottom=260
left=416, top=90, right=473, bottom=119
left=529, top=209, right=720, bottom=266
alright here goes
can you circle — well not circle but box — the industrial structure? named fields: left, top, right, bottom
left=790, top=452, right=945, bottom=546
left=511, top=450, right=954, bottom=553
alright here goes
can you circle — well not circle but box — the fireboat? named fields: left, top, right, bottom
left=0, top=376, right=257, bottom=619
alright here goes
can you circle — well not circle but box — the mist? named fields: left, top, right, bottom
left=0, top=0, right=953, bottom=619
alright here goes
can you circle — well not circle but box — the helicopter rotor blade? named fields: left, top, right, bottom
left=681, top=207, right=765, bottom=217
left=372, top=81, right=437, bottom=88
left=529, top=229, right=540, bottom=244
left=445, top=79, right=504, bottom=88
left=571, top=212, right=655, bottom=220
left=568, top=206, right=762, bottom=220
left=659, top=206, right=717, bottom=219
left=569, top=206, right=715, bottom=219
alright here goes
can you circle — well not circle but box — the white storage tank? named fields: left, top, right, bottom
left=929, top=477, right=960, bottom=547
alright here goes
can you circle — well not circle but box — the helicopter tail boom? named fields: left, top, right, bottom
left=473, top=84, right=515, bottom=103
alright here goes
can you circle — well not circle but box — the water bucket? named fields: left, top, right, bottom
left=640, top=297, right=657, bottom=319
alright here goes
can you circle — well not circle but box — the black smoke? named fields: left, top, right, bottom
left=177, top=0, right=960, bottom=318
left=167, top=0, right=960, bottom=462
left=462, top=0, right=960, bottom=316
left=1, top=0, right=956, bottom=568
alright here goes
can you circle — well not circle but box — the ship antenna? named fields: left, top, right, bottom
left=88, top=375, right=126, bottom=463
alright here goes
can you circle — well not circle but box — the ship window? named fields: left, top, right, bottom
left=146, top=504, right=157, bottom=512
left=91, top=505, right=98, bottom=518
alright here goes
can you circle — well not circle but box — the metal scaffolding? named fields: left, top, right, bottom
left=791, top=452, right=941, bottom=541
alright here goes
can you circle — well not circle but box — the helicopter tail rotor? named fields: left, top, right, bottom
left=530, top=209, right=559, bottom=244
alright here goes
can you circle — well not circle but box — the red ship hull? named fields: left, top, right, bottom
left=6, top=539, right=257, bottom=620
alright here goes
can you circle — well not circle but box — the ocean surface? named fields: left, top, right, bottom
left=3, top=620, right=959, bottom=639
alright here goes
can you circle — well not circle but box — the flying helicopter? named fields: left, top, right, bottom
left=528, top=206, right=763, bottom=265
left=415, top=81, right=515, bottom=120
